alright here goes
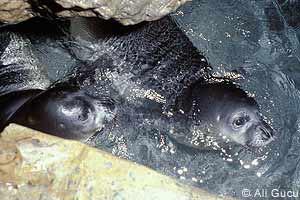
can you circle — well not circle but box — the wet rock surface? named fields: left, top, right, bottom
left=0, top=0, right=188, bottom=25
left=0, top=0, right=34, bottom=25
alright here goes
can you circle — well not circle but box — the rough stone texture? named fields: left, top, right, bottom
left=0, top=124, right=232, bottom=200
left=0, top=0, right=34, bottom=24
left=0, top=0, right=189, bottom=25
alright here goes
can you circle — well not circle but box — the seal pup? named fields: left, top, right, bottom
left=0, top=30, right=116, bottom=142
left=68, top=17, right=275, bottom=149
left=168, top=81, right=275, bottom=151
left=10, top=85, right=116, bottom=142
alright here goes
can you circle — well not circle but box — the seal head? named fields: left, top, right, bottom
left=11, top=86, right=116, bottom=141
left=169, top=82, right=275, bottom=150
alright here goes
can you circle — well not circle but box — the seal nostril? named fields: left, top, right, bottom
left=260, top=127, right=272, bottom=140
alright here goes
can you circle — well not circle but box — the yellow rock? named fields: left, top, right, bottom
left=0, top=124, right=233, bottom=200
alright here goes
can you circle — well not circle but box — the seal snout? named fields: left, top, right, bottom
left=244, top=120, right=275, bottom=148
left=245, top=121, right=275, bottom=148
left=257, top=121, right=275, bottom=141
left=259, top=126, right=273, bottom=141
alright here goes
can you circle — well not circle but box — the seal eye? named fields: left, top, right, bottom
left=232, top=114, right=250, bottom=128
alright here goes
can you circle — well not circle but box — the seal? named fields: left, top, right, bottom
left=0, top=26, right=116, bottom=142
left=10, top=86, right=116, bottom=142
left=168, top=81, right=275, bottom=150
left=69, top=17, right=275, bottom=150
left=0, top=31, right=50, bottom=132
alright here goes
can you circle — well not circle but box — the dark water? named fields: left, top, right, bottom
left=171, top=0, right=300, bottom=199
left=1, top=0, right=300, bottom=199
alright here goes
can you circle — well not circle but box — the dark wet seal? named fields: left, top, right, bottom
left=168, top=81, right=275, bottom=151
left=0, top=31, right=51, bottom=132
left=66, top=17, right=276, bottom=151
left=10, top=86, right=116, bottom=141
left=0, top=28, right=116, bottom=141
left=0, top=90, right=42, bottom=131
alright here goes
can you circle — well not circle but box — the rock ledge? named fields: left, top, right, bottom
left=0, top=0, right=188, bottom=25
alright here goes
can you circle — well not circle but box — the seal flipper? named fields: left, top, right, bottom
left=0, top=31, right=51, bottom=131
left=0, top=90, right=43, bottom=131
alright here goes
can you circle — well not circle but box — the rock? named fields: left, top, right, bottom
left=0, top=0, right=34, bottom=24
left=0, top=0, right=188, bottom=26
left=0, top=124, right=232, bottom=200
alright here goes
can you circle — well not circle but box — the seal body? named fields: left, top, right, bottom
left=68, top=17, right=275, bottom=149
left=68, top=16, right=211, bottom=109
left=0, top=31, right=50, bottom=131
left=0, top=26, right=116, bottom=141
